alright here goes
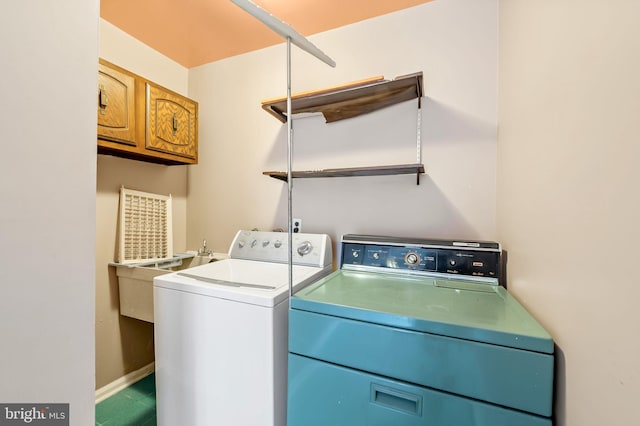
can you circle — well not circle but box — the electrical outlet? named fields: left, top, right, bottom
left=293, top=218, right=302, bottom=233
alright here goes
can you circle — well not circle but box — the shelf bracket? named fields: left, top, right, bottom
left=416, top=98, right=422, bottom=185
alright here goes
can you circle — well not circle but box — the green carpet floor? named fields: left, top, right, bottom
left=95, top=373, right=156, bottom=426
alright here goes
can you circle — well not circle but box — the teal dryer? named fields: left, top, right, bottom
left=288, top=234, right=554, bottom=426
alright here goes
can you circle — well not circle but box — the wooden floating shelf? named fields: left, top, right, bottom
left=262, top=71, right=425, bottom=185
left=261, top=72, right=423, bottom=123
left=263, top=163, right=425, bottom=184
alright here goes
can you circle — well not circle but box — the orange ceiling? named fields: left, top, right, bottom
left=100, top=0, right=433, bottom=68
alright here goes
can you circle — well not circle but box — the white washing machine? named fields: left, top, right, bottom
left=153, top=230, right=332, bottom=426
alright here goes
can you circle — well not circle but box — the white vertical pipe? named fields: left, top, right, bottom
left=287, top=37, right=293, bottom=300
left=227, top=0, right=335, bottom=302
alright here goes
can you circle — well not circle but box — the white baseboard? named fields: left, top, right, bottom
left=95, top=362, right=155, bottom=404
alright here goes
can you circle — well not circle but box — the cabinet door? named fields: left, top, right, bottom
left=145, top=83, right=198, bottom=161
left=97, top=61, right=136, bottom=146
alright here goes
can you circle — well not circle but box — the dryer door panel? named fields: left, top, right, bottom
left=288, top=354, right=551, bottom=426
left=289, top=308, right=554, bottom=417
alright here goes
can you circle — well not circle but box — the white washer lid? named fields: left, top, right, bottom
left=153, top=258, right=330, bottom=307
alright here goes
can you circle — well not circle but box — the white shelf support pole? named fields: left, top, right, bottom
left=230, top=0, right=336, bottom=67
left=287, top=36, right=293, bottom=299
left=230, top=0, right=336, bottom=302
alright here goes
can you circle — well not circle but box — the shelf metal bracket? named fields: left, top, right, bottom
left=416, top=98, right=422, bottom=185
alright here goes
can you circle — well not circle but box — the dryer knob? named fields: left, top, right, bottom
left=297, top=241, right=313, bottom=256
left=274, top=240, right=282, bottom=248
left=405, top=252, right=420, bottom=265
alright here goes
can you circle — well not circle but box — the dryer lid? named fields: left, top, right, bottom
left=291, top=269, right=554, bottom=354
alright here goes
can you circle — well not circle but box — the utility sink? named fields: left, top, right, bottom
left=113, top=252, right=228, bottom=323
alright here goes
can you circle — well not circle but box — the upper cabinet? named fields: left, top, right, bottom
left=97, top=59, right=198, bottom=165
left=97, top=62, right=136, bottom=146
left=145, top=83, right=198, bottom=161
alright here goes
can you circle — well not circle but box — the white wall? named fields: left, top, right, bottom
left=498, top=1, right=640, bottom=425
left=188, top=0, right=498, bottom=252
left=0, top=1, right=98, bottom=424
left=93, top=1, right=640, bottom=424
left=95, top=19, right=190, bottom=389
left=99, top=20, right=189, bottom=96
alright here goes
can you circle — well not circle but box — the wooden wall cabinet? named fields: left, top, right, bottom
left=97, top=59, right=198, bottom=165
left=97, top=61, right=136, bottom=146
left=145, top=83, right=197, bottom=161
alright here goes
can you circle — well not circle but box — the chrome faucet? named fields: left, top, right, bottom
left=197, top=239, right=213, bottom=256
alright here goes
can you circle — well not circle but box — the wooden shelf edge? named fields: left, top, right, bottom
left=263, top=163, right=425, bottom=182
left=261, top=76, right=385, bottom=105
left=262, top=72, right=423, bottom=123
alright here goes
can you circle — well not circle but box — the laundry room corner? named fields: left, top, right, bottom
left=95, top=18, right=190, bottom=390
left=187, top=0, right=499, bottom=249
left=497, top=2, right=640, bottom=424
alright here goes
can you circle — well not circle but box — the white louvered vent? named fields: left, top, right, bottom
left=118, top=187, right=173, bottom=264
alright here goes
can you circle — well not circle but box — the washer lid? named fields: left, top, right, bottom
left=291, top=270, right=554, bottom=353
left=153, top=258, right=329, bottom=307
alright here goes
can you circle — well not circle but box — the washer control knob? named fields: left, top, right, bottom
left=405, top=252, right=420, bottom=265
left=372, top=252, right=380, bottom=260
left=262, top=240, right=269, bottom=247
left=352, top=250, right=359, bottom=258
left=251, top=239, right=258, bottom=248
left=238, top=240, right=245, bottom=249
left=297, top=241, right=313, bottom=256
left=449, top=259, right=456, bottom=266
left=274, top=240, right=282, bottom=248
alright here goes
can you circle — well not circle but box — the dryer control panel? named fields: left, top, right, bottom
left=341, top=234, right=501, bottom=282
